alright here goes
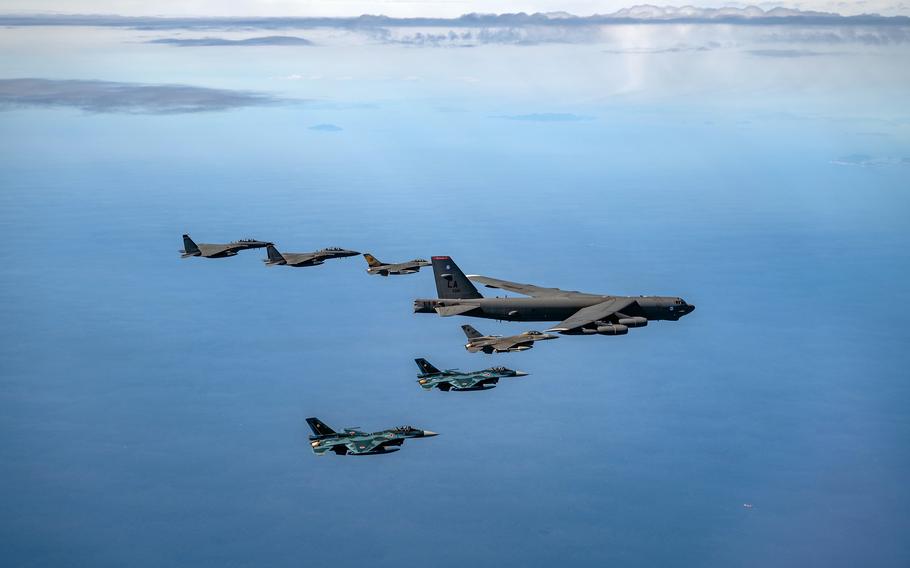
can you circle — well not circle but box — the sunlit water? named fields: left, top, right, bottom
left=1, top=22, right=908, bottom=567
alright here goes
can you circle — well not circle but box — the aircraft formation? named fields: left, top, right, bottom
left=181, top=234, right=695, bottom=456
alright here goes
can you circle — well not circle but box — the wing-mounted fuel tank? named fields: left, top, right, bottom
left=617, top=317, right=648, bottom=328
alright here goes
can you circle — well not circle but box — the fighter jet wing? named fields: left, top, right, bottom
left=197, top=244, right=235, bottom=256
left=466, top=275, right=582, bottom=298
left=493, top=338, right=530, bottom=350
left=548, top=298, right=636, bottom=332
left=346, top=438, right=383, bottom=454
left=288, top=253, right=319, bottom=264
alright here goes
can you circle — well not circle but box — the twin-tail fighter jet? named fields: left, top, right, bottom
left=461, top=325, right=558, bottom=353
left=180, top=234, right=272, bottom=258
left=264, top=245, right=359, bottom=267
left=306, top=417, right=437, bottom=456
left=414, top=256, right=694, bottom=336
left=415, top=358, right=528, bottom=391
left=363, top=253, right=431, bottom=276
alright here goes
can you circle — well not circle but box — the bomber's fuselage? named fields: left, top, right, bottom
left=414, top=295, right=693, bottom=322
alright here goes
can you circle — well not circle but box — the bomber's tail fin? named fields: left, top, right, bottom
left=181, top=234, right=200, bottom=257
left=415, top=358, right=441, bottom=375
left=461, top=324, right=484, bottom=340
left=306, top=417, right=336, bottom=437
left=363, top=253, right=384, bottom=268
left=265, top=244, right=286, bottom=265
left=432, top=256, right=483, bottom=300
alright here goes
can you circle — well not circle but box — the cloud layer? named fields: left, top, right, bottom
left=495, top=113, right=594, bottom=122
left=1, top=6, right=907, bottom=29
left=0, top=78, right=284, bottom=114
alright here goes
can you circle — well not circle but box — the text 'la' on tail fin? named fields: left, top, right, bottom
left=306, top=417, right=336, bottom=437
left=461, top=324, right=484, bottom=340
left=363, top=253, right=383, bottom=268
left=415, top=358, right=441, bottom=374
left=432, top=256, right=483, bottom=300
left=266, top=244, right=286, bottom=263
left=182, top=234, right=200, bottom=254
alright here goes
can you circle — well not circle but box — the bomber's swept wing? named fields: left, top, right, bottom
left=436, top=304, right=480, bottom=317
left=548, top=298, right=636, bottom=332
left=466, top=275, right=586, bottom=298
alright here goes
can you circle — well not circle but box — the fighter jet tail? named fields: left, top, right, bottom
left=432, top=256, right=483, bottom=300
left=181, top=234, right=200, bottom=257
left=264, top=244, right=287, bottom=266
left=415, top=358, right=441, bottom=375
left=306, top=417, right=337, bottom=437
left=461, top=324, right=484, bottom=340
left=363, top=253, right=384, bottom=268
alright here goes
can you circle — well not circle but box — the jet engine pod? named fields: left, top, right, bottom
left=617, top=317, right=648, bottom=328
left=596, top=324, right=629, bottom=335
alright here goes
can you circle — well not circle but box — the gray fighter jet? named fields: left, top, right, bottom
left=180, top=234, right=271, bottom=258
left=363, top=253, right=431, bottom=276
left=461, top=324, right=558, bottom=353
left=306, top=417, right=437, bottom=456
left=415, top=358, right=528, bottom=391
left=414, top=256, right=695, bottom=336
left=264, top=244, right=359, bottom=267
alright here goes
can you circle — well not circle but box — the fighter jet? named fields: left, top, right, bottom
left=363, top=253, right=431, bottom=276
left=180, top=234, right=272, bottom=259
left=306, top=417, right=437, bottom=456
left=414, top=256, right=695, bottom=336
left=415, top=358, right=528, bottom=391
left=263, top=244, right=359, bottom=267
left=461, top=324, right=558, bottom=354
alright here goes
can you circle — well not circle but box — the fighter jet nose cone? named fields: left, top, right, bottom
left=421, top=430, right=439, bottom=437
left=513, top=371, right=529, bottom=377
left=687, top=304, right=695, bottom=313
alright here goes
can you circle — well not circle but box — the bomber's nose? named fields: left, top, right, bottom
left=421, top=430, right=439, bottom=437
left=686, top=304, right=695, bottom=313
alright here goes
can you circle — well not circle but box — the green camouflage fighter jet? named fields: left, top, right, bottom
left=306, top=417, right=437, bottom=456
left=263, top=244, right=360, bottom=267
left=180, top=234, right=272, bottom=258
left=415, top=358, right=528, bottom=391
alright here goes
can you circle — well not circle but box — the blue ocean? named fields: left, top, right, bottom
left=1, top=18, right=908, bottom=567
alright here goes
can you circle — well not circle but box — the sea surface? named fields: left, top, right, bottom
left=0, top=22, right=908, bottom=567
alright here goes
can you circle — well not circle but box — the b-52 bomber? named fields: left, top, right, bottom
left=462, top=324, right=558, bottom=353
left=414, top=256, right=695, bottom=336
left=264, top=244, right=359, bottom=267
left=306, top=417, right=437, bottom=456
left=415, top=358, right=528, bottom=391
left=180, top=234, right=272, bottom=259
left=363, top=253, right=431, bottom=276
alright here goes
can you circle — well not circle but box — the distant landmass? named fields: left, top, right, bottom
left=148, top=36, right=312, bottom=47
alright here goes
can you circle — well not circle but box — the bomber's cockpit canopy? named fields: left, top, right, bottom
left=412, top=259, right=428, bottom=263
